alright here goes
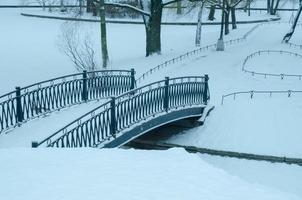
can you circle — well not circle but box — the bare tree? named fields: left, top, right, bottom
left=195, top=1, right=205, bottom=46
left=58, top=22, right=99, bottom=72
left=283, top=2, right=302, bottom=43
left=92, top=0, right=188, bottom=56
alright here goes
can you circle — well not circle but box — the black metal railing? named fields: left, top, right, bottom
left=136, top=20, right=276, bottom=84
left=0, top=69, right=135, bottom=134
left=242, top=50, right=302, bottom=79
left=32, top=75, right=210, bottom=148
left=221, top=90, right=302, bottom=105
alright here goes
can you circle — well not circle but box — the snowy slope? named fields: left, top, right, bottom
left=0, top=148, right=300, bottom=200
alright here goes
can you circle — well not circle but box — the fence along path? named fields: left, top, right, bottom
left=32, top=75, right=210, bottom=148
left=0, top=69, right=135, bottom=134
left=136, top=19, right=283, bottom=84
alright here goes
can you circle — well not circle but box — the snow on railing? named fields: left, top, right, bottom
left=32, top=75, right=210, bottom=148
left=0, top=69, right=135, bottom=134
left=221, top=90, right=302, bottom=105
left=242, top=50, right=302, bottom=80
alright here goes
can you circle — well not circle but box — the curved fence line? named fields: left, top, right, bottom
left=242, top=50, right=302, bottom=79
left=221, top=90, right=302, bottom=105
left=0, top=69, right=135, bottom=134
left=136, top=17, right=281, bottom=84
left=32, top=75, right=210, bottom=148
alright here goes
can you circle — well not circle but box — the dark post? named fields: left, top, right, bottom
left=203, top=75, right=209, bottom=104
left=32, top=141, right=39, bottom=148
left=15, top=87, right=23, bottom=123
left=110, top=97, right=116, bottom=138
left=163, top=77, right=170, bottom=112
left=82, top=70, right=88, bottom=101
left=130, top=68, right=136, bottom=90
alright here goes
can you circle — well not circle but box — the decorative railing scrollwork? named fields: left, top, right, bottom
left=0, top=69, right=135, bottom=134
left=33, top=75, right=210, bottom=148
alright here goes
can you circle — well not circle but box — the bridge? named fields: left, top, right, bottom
left=0, top=70, right=210, bottom=148
left=0, top=69, right=135, bottom=134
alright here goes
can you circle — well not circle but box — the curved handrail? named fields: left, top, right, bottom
left=33, top=75, right=210, bottom=148
left=0, top=69, right=135, bottom=134
left=242, top=50, right=302, bottom=79
left=221, top=90, right=302, bottom=105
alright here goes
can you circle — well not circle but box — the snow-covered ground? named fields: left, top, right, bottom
left=1, top=0, right=302, bottom=199
left=0, top=148, right=301, bottom=200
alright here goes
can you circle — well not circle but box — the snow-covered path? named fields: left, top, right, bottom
left=0, top=100, right=108, bottom=148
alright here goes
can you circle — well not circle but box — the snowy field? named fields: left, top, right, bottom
left=0, top=148, right=301, bottom=200
left=1, top=0, right=302, bottom=199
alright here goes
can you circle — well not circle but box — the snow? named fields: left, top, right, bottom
left=200, top=154, right=302, bottom=198
left=166, top=96, right=302, bottom=158
left=0, top=99, right=108, bottom=148
left=1, top=0, right=302, bottom=199
left=0, top=148, right=301, bottom=200
left=244, top=50, right=302, bottom=75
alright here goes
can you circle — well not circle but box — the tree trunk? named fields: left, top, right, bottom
left=87, top=0, right=93, bottom=12
left=283, top=3, right=302, bottom=42
left=176, top=1, right=182, bottom=14
left=270, top=0, right=275, bottom=14
left=219, top=0, right=225, bottom=40
left=224, top=7, right=230, bottom=35
left=60, top=0, right=66, bottom=12
left=208, top=5, right=216, bottom=21
left=267, top=0, right=270, bottom=13
left=272, top=0, right=281, bottom=15
left=92, top=2, right=97, bottom=16
left=195, top=2, right=204, bottom=46
left=145, top=0, right=162, bottom=56
left=99, top=0, right=109, bottom=68
left=231, top=7, right=237, bottom=29
left=79, top=0, right=83, bottom=15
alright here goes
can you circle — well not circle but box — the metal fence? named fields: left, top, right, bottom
left=32, top=75, right=210, bottom=148
left=136, top=19, right=282, bottom=84
left=287, top=42, right=302, bottom=50
left=242, top=50, right=302, bottom=79
left=0, top=69, right=135, bottom=134
left=221, top=90, right=302, bottom=105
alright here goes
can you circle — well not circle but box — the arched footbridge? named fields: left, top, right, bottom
left=31, top=75, right=210, bottom=148
left=0, top=69, right=135, bottom=134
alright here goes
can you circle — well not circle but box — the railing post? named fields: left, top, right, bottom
left=15, top=86, right=23, bottom=123
left=164, top=77, right=169, bottom=112
left=82, top=70, right=88, bottom=101
left=110, top=97, right=116, bottom=138
left=203, top=75, right=209, bottom=105
left=31, top=141, right=38, bottom=148
left=130, top=68, right=135, bottom=90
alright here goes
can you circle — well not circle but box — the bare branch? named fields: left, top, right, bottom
left=58, top=22, right=99, bottom=72
left=93, top=0, right=151, bottom=16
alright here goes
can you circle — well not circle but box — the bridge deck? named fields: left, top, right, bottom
left=0, top=100, right=106, bottom=148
